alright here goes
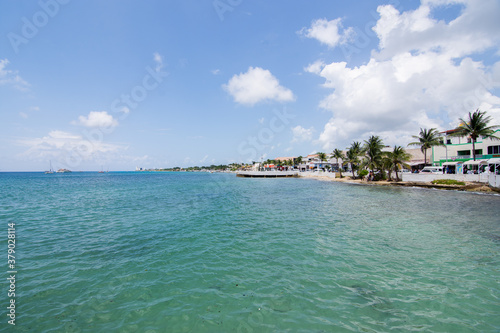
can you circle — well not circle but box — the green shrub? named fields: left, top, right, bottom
left=358, top=169, right=369, bottom=179
left=373, top=172, right=386, bottom=181
left=431, top=179, right=465, bottom=185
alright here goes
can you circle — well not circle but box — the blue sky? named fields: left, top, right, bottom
left=1, top=0, right=500, bottom=171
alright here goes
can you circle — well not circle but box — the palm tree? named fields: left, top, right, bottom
left=317, top=152, right=327, bottom=171
left=332, top=148, right=345, bottom=178
left=385, top=146, right=411, bottom=181
left=363, top=135, right=384, bottom=173
left=345, top=148, right=359, bottom=178
left=381, top=155, right=394, bottom=181
left=450, top=109, right=500, bottom=161
left=408, top=128, right=443, bottom=166
left=295, top=155, right=303, bottom=166
left=263, top=159, right=277, bottom=169
left=351, top=141, right=362, bottom=155
left=345, top=142, right=362, bottom=178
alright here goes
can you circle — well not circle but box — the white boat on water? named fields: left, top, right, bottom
left=45, top=161, right=54, bottom=174
left=56, top=168, right=72, bottom=173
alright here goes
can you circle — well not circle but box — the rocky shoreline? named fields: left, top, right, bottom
left=299, top=173, right=500, bottom=194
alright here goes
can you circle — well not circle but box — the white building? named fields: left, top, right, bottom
left=431, top=129, right=500, bottom=174
left=297, top=153, right=339, bottom=172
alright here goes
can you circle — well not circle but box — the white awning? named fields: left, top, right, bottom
left=488, top=158, right=500, bottom=164
left=442, top=161, right=459, bottom=166
left=463, top=160, right=488, bottom=165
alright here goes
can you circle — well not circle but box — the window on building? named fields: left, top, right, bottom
left=457, top=150, right=470, bottom=156
left=467, top=138, right=471, bottom=143
left=488, top=145, right=500, bottom=155
left=475, top=149, right=482, bottom=156
left=446, top=139, right=451, bottom=144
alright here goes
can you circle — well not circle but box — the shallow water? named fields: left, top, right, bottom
left=1, top=172, right=499, bottom=332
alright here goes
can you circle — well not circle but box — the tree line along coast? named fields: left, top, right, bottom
left=258, top=109, right=500, bottom=181
left=141, top=109, right=499, bottom=181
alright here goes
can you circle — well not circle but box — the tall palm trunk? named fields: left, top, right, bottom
left=472, top=139, right=476, bottom=161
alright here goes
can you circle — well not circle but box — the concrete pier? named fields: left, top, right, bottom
left=236, top=171, right=299, bottom=178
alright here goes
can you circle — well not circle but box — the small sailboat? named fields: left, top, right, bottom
left=45, top=161, right=54, bottom=174
left=98, top=165, right=105, bottom=173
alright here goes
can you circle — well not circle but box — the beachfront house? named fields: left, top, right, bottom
left=431, top=129, right=500, bottom=174
left=297, top=154, right=337, bottom=172
left=298, top=154, right=317, bottom=171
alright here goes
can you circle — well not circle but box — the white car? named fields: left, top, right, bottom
left=419, top=166, right=443, bottom=174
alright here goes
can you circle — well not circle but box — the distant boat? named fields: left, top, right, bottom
left=56, top=168, right=71, bottom=173
left=98, top=165, right=105, bottom=173
left=45, top=161, right=54, bottom=174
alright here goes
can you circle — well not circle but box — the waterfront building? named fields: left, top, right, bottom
left=431, top=129, right=500, bottom=173
left=296, top=154, right=337, bottom=172
left=405, top=148, right=430, bottom=172
left=275, top=157, right=296, bottom=163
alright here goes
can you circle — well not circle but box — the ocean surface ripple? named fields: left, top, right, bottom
left=1, top=172, right=499, bottom=332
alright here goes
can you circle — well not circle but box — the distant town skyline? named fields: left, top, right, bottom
left=1, top=0, right=500, bottom=171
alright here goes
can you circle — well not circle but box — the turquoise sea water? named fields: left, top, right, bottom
left=1, top=171, right=499, bottom=332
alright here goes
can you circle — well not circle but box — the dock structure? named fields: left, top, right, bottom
left=236, top=171, right=298, bottom=178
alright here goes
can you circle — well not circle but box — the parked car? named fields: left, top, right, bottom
left=419, top=166, right=443, bottom=174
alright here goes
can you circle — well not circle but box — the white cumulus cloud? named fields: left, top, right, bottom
left=291, top=125, right=314, bottom=142
left=0, top=59, right=29, bottom=91
left=223, top=67, right=295, bottom=106
left=373, top=0, right=500, bottom=60
left=305, top=0, right=500, bottom=152
left=76, top=111, right=118, bottom=128
left=18, top=130, right=123, bottom=161
left=299, top=18, right=354, bottom=48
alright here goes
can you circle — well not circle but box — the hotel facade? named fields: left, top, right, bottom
left=431, top=129, right=500, bottom=172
